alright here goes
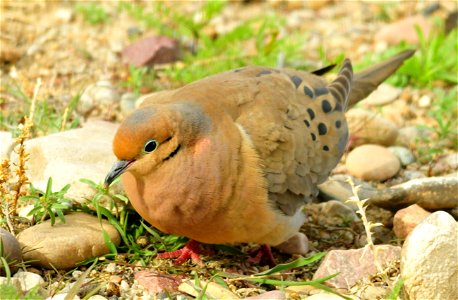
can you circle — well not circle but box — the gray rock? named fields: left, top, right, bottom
left=396, top=126, right=432, bottom=148
left=313, top=245, right=401, bottom=289
left=388, top=146, right=415, bottom=166
left=0, top=131, right=13, bottom=159
left=432, top=153, right=458, bottom=175
left=346, top=144, right=401, bottom=181
left=13, top=270, right=45, bottom=292
left=120, top=92, right=138, bottom=117
left=78, top=80, right=120, bottom=117
left=319, top=200, right=358, bottom=222
left=401, top=211, right=457, bottom=300
left=10, top=120, right=118, bottom=201
left=17, top=212, right=120, bottom=269
left=346, top=109, right=398, bottom=147
left=0, top=228, right=22, bottom=274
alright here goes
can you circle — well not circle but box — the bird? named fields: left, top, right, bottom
left=105, top=49, right=415, bottom=265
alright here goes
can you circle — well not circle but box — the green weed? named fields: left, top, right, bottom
left=75, top=3, right=110, bottom=25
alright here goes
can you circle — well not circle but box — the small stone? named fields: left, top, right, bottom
left=78, top=80, right=120, bottom=117
left=346, top=109, right=398, bottom=147
left=346, top=145, right=401, bottom=181
left=360, top=83, right=401, bottom=106
left=54, top=8, right=73, bottom=22
left=0, top=228, right=22, bottom=275
left=134, top=271, right=181, bottom=294
left=179, top=280, right=240, bottom=299
left=122, top=35, right=179, bottom=67
left=396, top=126, right=432, bottom=147
left=305, top=291, right=350, bottom=299
left=393, top=204, right=431, bottom=239
left=375, top=15, right=432, bottom=45
left=360, top=286, right=388, bottom=299
left=319, top=200, right=358, bottom=222
left=109, top=275, right=122, bottom=284
left=275, top=232, right=308, bottom=255
left=87, top=296, right=108, bottom=300
left=431, top=153, right=458, bottom=175
left=418, top=94, right=431, bottom=107
left=13, top=271, right=45, bottom=292
left=401, top=211, right=457, bottom=300
left=17, top=212, right=120, bottom=269
left=72, top=270, right=83, bottom=279
left=313, top=245, right=401, bottom=289
left=388, top=146, right=415, bottom=166
left=120, top=92, right=138, bottom=117
left=0, top=131, right=13, bottom=159
left=245, top=290, right=286, bottom=300
left=47, top=294, right=81, bottom=300
left=104, top=262, right=117, bottom=273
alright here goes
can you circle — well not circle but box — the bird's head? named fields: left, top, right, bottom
left=104, top=102, right=211, bottom=186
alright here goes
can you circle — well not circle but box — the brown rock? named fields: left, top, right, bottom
left=346, top=145, right=401, bottom=181
left=135, top=271, right=181, bottom=294
left=245, top=290, right=286, bottom=300
left=313, top=245, right=401, bottom=289
left=0, top=228, right=22, bottom=275
left=375, top=15, right=432, bottom=46
left=393, top=204, right=431, bottom=239
left=122, top=35, right=179, bottom=67
left=17, top=212, right=120, bottom=269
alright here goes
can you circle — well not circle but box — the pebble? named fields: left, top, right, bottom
left=431, top=153, right=458, bottom=175
left=401, top=211, right=458, bottom=300
left=13, top=270, right=45, bottom=292
left=313, top=245, right=401, bottom=289
left=359, top=285, right=388, bottom=299
left=179, top=280, right=240, bottom=299
left=47, top=294, right=80, bottom=300
left=122, top=35, right=179, bottom=67
left=0, top=131, right=13, bottom=159
left=120, top=92, right=139, bottom=117
left=305, top=291, right=353, bottom=299
left=396, top=126, right=431, bottom=147
left=388, top=146, right=415, bottom=166
left=17, top=212, right=120, bottom=269
left=317, top=175, right=375, bottom=208
left=375, top=15, right=432, bottom=45
left=393, top=204, right=431, bottom=239
left=418, top=94, right=432, bottom=108
left=319, top=200, right=359, bottom=222
left=104, top=262, right=117, bottom=273
left=54, top=8, right=73, bottom=23
left=245, top=290, right=286, bottom=300
left=134, top=271, right=181, bottom=295
left=87, top=296, right=108, bottom=300
left=346, top=144, right=401, bottom=181
left=78, top=80, right=121, bottom=117
left=0, top=228, right=22, bottom=275
left=346, top=109, right=398, bottom=147
left=275, top=232, right=308, bottom=255
left=360, top=83, right=401, bottom=106
left=10, top=120, right=118, bottom=201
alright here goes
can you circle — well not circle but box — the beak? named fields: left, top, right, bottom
left=104, top=160, right=134, bottom=187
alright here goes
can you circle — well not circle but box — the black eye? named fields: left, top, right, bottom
left=143, top=139, right=158, bottom=153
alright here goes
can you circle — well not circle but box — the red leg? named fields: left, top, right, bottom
left=156, top=240, right=211, bottom=265
left=249, top=244, right=276, bottom=267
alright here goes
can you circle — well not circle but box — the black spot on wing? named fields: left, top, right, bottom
left=335, top=120, right=342, bottom=128
left=311, top=133, right=316, bottom=141
left=256, top=70, right=273, bottom=77
left=303, top=86, right=314, bottom=99
left=321, top=99, right=333, bottom=113
left=323, top=145, right=329, bottom=151
left=304, top=119, right=310, bottom=127
left=307, top=108, right=315, bottom=120
left=315, top=87, right=328, bottom=96
left=290, top=75, right=302, bottom=88
left=318, top=123, right=327, bottom=135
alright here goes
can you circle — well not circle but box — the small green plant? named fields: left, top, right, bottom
left=75, top=3, right=110, bottom=25
left=20, top=178, right=72, bottom=225
left=120, top=66, right=157, bottom=95
left=0, top=282, right=44, bottom=300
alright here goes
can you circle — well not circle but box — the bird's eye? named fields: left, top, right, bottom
left=143, top=139, right=158, bottom=153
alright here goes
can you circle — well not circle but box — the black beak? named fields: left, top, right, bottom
left=104, top=160, right=134, bottom=187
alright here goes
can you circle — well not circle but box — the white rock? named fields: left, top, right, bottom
left=388, top=146, right=415, bottom=166
left=401, top=211, right=458, bottom=300
left=87, top=296, right=108, bottom=300
left=47, top=294, right=81, bottom=300
left=10, top=120, right=118, bottom=201
left=0, top=131, right=13, bottom=159
left=360, top=83, right=401, bottom=106
left=120, top=92, right=138, bottom=117
left=78, top=80, right=120, bottom=116
left=418, top=95, right=431, bottom=108
left=13, top=271, right=45, bottom=292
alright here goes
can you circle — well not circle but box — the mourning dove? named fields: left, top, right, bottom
left=105, top=49, right=414, bottom=264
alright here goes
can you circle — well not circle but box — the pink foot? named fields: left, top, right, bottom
left=249, top=244, right=276, bottom=267
left=156, top=240, right=211, bottom=265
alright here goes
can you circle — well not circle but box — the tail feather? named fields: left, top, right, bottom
left=347, top=49, right=415, bottom=108
left=328, top=59, right=353, bottom=110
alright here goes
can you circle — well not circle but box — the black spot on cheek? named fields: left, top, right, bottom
left=307, top=108, right=315, bottom=120
left=315, top=87, right=328, bottom=96
left=321, top=99, right=333, bottom=113
left=303, top=86, right=314, bottom=98
left=310, top=133, right=316, bottom=141
left=318, top=123, right=327, bottom=135
left=304, top=119, right=310, bottom=127
left=290, top=75, right=302, bottom=88
left=335, top=120, right=342, bottom=128
left=256, top=70, right=272, bottom=77
left=323, top=145, right=329, bottom=151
